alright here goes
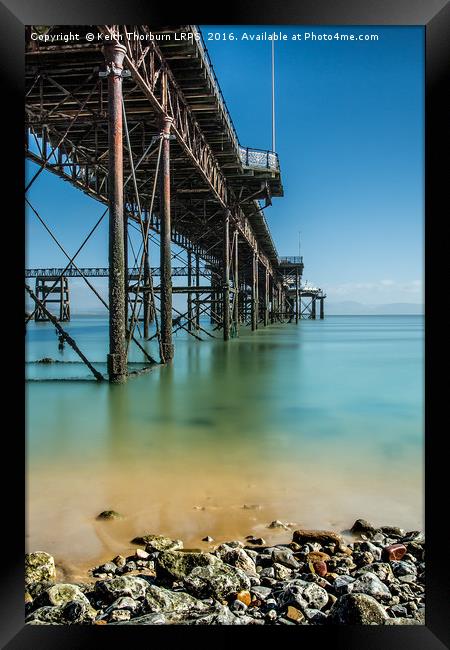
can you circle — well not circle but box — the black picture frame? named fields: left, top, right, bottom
left=2, top=0, right=448, bottom=647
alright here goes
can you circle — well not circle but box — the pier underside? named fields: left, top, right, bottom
left=25, top=25, right=324, bottom=382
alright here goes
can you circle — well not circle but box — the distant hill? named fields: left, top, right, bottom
left=325, top=301, right=424, bottom=315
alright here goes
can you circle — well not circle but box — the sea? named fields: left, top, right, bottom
left=25, top=314, right=424, bottom=581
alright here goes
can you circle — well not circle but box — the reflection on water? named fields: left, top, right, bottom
left=26, top=316, right=424, bottom=580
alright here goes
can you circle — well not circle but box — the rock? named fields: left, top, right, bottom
left=110, top=609, right=131, bottom=622
left=384, top=543, right=407, bottom=562
left=356, top=562, right=394, bottom=583
left=25, top=552, right=56, bottom=588
left=105, top=596, right=138, bottom=613
left=259, top=567, right=275, bottom=579
left=236, top=590, right=252, bottom=606
left=144, top=584, right=210, bottom=622
left=244, top=549, right=258, bottom=561
left=391, top=560, right=417, bottom=577
left=26, top=600, right=96, bottom=625
left=380, top=526, right=405, bottom=538
left=333, top=575, right=356, bottom=594
left=271, top=548, right=300, bottom=569
left=96, top=510, right=122, bottom=520
left=265, top=609, right=277, bottom=621
left=329, top=593, right=389, bottom=624
left=303, top=608, right=326, bottom=622
left=155, top=550, right=218, bottom=581
left=385, top=617, right=423, bottom=625
left=312, top=561, right=328, bottom=577
left=131, top=534, right=183, bottom=552
left=350, top=519, right=377, bottom=537
left=286, top=605, right=304, bottom=622
left=398, top=575, right=417, bottom=584
left=184, top=563, right=251, bottom=601
left=246, top=536, right=266, bottom=546
left=307, top=551, right=331, bottom=563
left=299, top=583, right=328, bottom=610
left=389, top=604, right=408, bottom=617
left=356, top=541, right=382, bottom=561
left=113, top=555, right=126, bottom=569
left=135, top=549, right=150, bottom=560
left=110, top=612, right=166, bottom=625
left=243, top=504, right=261, bottom=510
left=46, top=584, right=93, bottom=610
left=402, top=531, right=425, bottom=544
left=202, top=536, right=214, bottom=542
left=292, top=529, right=351, bottom=555
left=273, top=563, right=293, bottom=580
left=351, top=572, right=391, bottom=601
left=406, top=542, right=425, bottom=561
left=268, top=520, right=290, bottom=530
left=251, top=585, right=273, bottom=600
left=92, top=562, right=117, bottom=576
left=231, top=599, right=247, bottom=612
left=221, top=541, right=245, bottom=549
left=184, top=602, right=241, bottom=625
left=94, top=576, right=149, bottom=603
left=353, top=551, right=375, bottom=568
left=222, top=548, right=257, bottom=574
left=37, top=357, right=55, bottom=364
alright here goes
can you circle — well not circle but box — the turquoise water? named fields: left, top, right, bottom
left=26, top=316, right=424, bottom=577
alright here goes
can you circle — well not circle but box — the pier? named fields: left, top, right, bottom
left=25, top=25, right=325, bottom=382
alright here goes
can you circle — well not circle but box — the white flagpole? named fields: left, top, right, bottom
left=271, top=38, right=275, bottom=152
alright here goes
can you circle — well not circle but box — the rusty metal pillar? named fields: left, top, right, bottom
left=233, top=230, right=239, bottom=336
left=210, top=270, right=216, bottom=325
left=187, top=250, right=193, bottom=331
left=320, top=297, right=325, bottom=320
left=105, top=42, right=127, bottom=383
left=124, top=212, right=129, bottom=329
left=269, top=276, right=274, bottom=325
left=160, top=114, right=174, bottom=362
left=311, top=296, right=317, bottom=320
left=223, top=211, right=231, bottom=341
left=251, top=252, right=257, bottom=331
left=264, top=268, right=269, bottom=326
left=295, top=268, right=299, bottom=324
left=195, top=254, right=200, bottom=329
left=143, top=241, right=152, bottom=338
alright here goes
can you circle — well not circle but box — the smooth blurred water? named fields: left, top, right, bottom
left=26, top=315, right=424, bottom=576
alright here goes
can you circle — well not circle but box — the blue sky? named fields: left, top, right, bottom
left=26, top=25, right=424, bottom=310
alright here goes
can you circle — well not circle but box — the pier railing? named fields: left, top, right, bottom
left=239, top=146, right=280, bottom=171
left=25, top=266, right=212, bottom=279
left=278, top=256, right=304, bottom=265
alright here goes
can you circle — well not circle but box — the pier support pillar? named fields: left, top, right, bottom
left=160, top=114, right=174, bottom=362
left=264, top=268, right=269, bottom=326
left=143, top=243, right=151, bottom=338
left=311, top=297, right=316, bottom=320
left=295, top=268, right=299, bottom=324
left=210, top=270, right=216, bottom=325
left=187, top=250, right=193, bottom=331
left=223, top=211, right=231, bottom=341
left=195, top=254, right=200, bottom=329
left=251, top=252, right=258, bottom=331
left=320, top=297, right=325, bottom=319
left=105, top=41, right=127, bottom=383
left=270, top=277, right=275, bottom=324
left=233, top=230, right=239, bottom=336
